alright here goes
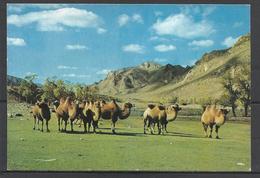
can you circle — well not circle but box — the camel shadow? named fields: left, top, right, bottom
left=97, top=127, right=130, bottom=131
left=60, top=130, right=87, bottom=134
left=165, top=132, right=204, bottom=139
left=147, top=130, right=203, bottom=139
left=97, top=131, right=145, bottom=137
left=60, top=129, right=145, bottom=137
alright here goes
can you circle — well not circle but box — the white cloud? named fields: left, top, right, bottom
left=62, top=74, right=90, bottom=78
left=65, top=44, right=88, bottom=50
left=152, top=13, right=215, bottom=39
left=233, top=21, right=243, bottom=28
left=57, top=65, right=78, bottom=70
left=96, top=69, right=112, bottom=75
left=152, top=58, right=168, bottom=63
left=26, top=72, right=37, bottom=76
left=118, top=13, right=143, bottom=27
left=149, top=36, right=169, bottom=42
left=97, top=28, right=107, bottom=34
left=154, top=44, right=176, bottom=52
left=7, top=37, right=26, bottom=46
left=222, top=36, right=239, bottom=48
left=118, top=14, right=130, bottom=26
left=188, top=40, right=214, bottom=47
left=8, top=4, right=68, bottom=13
left=122, top=44, right=145, bottom=54
left=132, top=14, right=143, bottom=23
left=8, top=8, right=103, bottom=32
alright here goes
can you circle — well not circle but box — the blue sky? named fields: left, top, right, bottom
left=7, top=4, right=250, bottom=84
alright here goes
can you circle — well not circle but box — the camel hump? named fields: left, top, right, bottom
left=147, top=104, right=155, bottom=109
left=158, top=105, right=165, bottom=110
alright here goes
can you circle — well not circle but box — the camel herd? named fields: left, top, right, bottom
left=32, top=97, right=229, bottom=139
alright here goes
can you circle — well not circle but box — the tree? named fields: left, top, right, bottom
left=42, top=78, right=57, bottom=101
left=236, top=66, right=251, bottom=117
left=17, top=74, right=39, bottom=103
left=222, top=71, right=240, bottom=117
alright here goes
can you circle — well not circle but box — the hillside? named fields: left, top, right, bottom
left=7, top=75, right=24, bottom=86
left=94, top=33, right=250, bottom=106
left=94, top=62, right=191, bottom=95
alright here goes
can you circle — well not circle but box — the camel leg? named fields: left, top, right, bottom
left=41, top=120, right=44, bottom=132
left=143, top=118, right=147, bottom=134
left=215, top=125, right=220, bottom=139
left=209, top=124, right=213, bottom=138
left=70, top=119, right=74, bottom=132
left=161, top=122, right=165, bottom=135
left=111, top=115, right=118, bottom=134
left=37, top=119, right=40, bottom=130
left=111, top=122, right=116, bottom=134
left=165, top=121, right=169, bottom=133
left=64, top=120, right=68, bottom=132
left=88, top=121, right=91, bottom=133
left=150, top=122, right=154, bottom=134
left=92, top=120, right=97, bottom=134
left=61, top=119, right=64, bottom=131
left=83, top=120, right=87, bottom=133
left=33, top=116, right=36, bottom=130
left=157, top=122, right=162, bottom=135
left=202, top=123, right=208, bottom=137
left=46, top=120, right=50, bottom=132
left=58, top=117, right=61, bottom=131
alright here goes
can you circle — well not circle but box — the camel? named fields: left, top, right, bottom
left=82, top=100, right=101, bottom=133
left=32, top=99, right=51, bottom=132
left=143, top=103, right=181, bottom=135
left=100, top=99, right=133, bottom=134
left=201, top=105, right=229, bottom=139
left=55, top=97, right=85, bottom=132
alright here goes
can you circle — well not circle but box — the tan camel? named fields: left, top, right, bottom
left=201, top=105, right=229, bottom=139
left=143, top=104, right=181, bottom=134
left=32, top=99, right=51, bottom=132
left=55, top=97, right=81, bottom=132
left=82, top=100, right=101, bottom=133
left=100, top=99, right=133, bottom=134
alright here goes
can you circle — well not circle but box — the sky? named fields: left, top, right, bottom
left=7, top=4, right=250, bottom=84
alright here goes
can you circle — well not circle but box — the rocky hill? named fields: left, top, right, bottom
left=94, top=62, right=191, bottom=95
left=93, top=33, right=250, bottom=105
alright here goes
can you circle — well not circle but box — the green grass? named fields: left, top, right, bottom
left=7, top=110, right=251, bottom=172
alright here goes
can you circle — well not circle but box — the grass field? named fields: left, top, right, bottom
left=7, top=106, right=251, bottom=171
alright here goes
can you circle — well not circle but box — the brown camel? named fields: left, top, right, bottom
left=32, top=99, right=51, bottom=132
left=55, top=97, right=84, bottom=132
left=82, top=100, right=101, bottom=133
left=143, top=103, right=181, bottom=134
left=100, top=99, right=133, bottom=134
left=201, top=105, right=229, bottom=139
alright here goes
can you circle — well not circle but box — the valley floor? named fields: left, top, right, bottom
left=7, top=113, right=250, bottom=171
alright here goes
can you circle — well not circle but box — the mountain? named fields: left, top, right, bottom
left=93, top=33, right=250, bottom=105
left=93, top=61, right=191, bottom=95
left=7, top=75, right=24, bottom=86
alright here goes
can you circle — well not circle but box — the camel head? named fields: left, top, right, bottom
left=119, top=102, right=133, bottom=120
left=219, top=108, right=229, bottom=121
left=166, top=104, right=181, bottom=122
left=172, top=104, right=182, bottom=112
